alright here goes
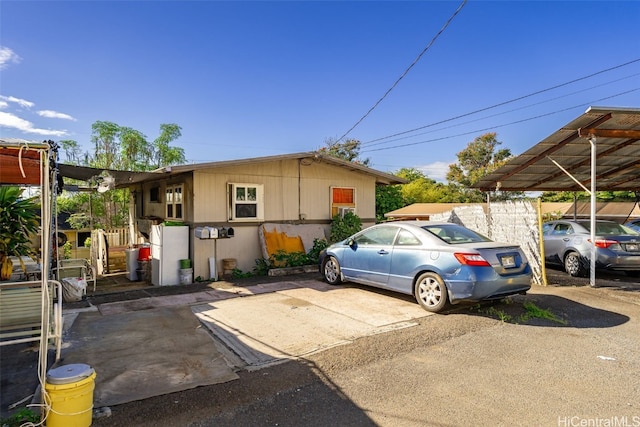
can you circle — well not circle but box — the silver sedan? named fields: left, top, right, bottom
left=543, top=220, right=640, bottom=278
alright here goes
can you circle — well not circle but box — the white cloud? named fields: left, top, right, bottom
left=0, top=95, right=34, bottom=109
left=418, top=161, right=452, bottom=182
left=0, top=111, right=68, bottom=137
left=38, top=110, right=77, bottom=121
left=0, top=101, right=8, bottom=109
left=0, top=46, right=21, bottom=70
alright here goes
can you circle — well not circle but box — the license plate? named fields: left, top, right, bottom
left=625, top=243, right=639, bottom=252
left=501, top=255, right=516, bottom=268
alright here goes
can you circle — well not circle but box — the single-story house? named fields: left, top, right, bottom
left=64, top=152, right=404, bottom=282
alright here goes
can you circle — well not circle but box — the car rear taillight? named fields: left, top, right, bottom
left=454, top=253, right=491, bottom=267
left=589, top=239, right=618, bottom=249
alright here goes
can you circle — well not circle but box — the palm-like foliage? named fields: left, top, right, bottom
left=0, top=187, right=40, bottom=278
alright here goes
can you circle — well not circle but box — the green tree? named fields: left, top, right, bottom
left=319, top=138, right=370, bottom=166
left=118, top=126, right=151, bottom=170
left=59, top=139, right=87, bottom=165
left=60, top=121, right=186, bottom=229
left=446, top=132, right=518, bottom=202
left=375, top=184, right=405, bottom=222
left=394, top=168, right=451, bottom=204
left=540, top=190, right=638, bottom=202
left=89, top=121, right=185, bottom=171
left=152, top=124, right=186, bottom=168
left=91, top=121, right=121, bottom=169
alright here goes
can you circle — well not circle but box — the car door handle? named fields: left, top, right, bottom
left=378, top=250, right=389, bottom=255
left=563, top=238, right=570, bottom=241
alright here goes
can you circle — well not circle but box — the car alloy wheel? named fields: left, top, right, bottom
left=564, top=252, right=586, bottom=277
left=415, top=272, right=448, bottom=313
left=323, top=256, right=342, bottom=285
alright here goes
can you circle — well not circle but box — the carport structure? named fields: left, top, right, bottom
left=474, top=106, right=640, bottom=287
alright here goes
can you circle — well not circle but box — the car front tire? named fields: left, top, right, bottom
left=415, top=272, right=448, bottom=313
left=564, top=251, right=587, bottom=277
left=322, top=256, right=342, bottom=285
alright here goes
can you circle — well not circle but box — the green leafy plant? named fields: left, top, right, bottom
left=519, top=302, right=567, bottom=324
left=62, top=241, right=72, bottom=259
left=330, top=211, right=362, bottom=243
left=231, top=267, right=254, bottom=279
left=253, top=258, right=271, bottom=276
left=473, top=300, right=566, bottom=325
left=484, top=306, right=513, bottom=323
left=0, top=186, right=40, bottom=280
left=307, top=238, right=328, bottom=263
left=271, top=250, right=309, bottom=267
left=0, top=407, right=40, bottom=426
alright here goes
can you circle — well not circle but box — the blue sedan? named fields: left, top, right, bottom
left=319, top=221, right=532, bottom=313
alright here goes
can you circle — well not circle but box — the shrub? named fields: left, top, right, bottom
left=330, top=211, right=362, bottom=243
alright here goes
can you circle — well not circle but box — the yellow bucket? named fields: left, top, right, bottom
left=45, top=364, right=96, bottom=427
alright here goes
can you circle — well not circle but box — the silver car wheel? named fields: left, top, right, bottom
left=323, top=256, right=342, bottom=285
left=415, top=272, right=448, bottom=313
left=564, top=252, right=586, bottom=277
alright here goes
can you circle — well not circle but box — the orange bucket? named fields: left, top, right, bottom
left=138, top=246, right=150, bottom=260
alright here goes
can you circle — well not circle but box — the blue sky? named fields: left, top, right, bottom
left=1, top=1, right=639, bottom=180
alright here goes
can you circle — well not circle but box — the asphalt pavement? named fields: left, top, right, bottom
left=2, top=269, right=639, bottom=426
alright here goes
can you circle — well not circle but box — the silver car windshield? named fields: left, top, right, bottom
left=421, top=224, right=491, bottom=244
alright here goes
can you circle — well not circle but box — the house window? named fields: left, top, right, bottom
left=330, top=187, right=356, bottom=218
left=77, top=231, right=91, bottom=248
left=166, top=184, right=184, bottom=220
left=228, top=183, right=263, bottom=221
left=150, top=187, right=160, bottom=203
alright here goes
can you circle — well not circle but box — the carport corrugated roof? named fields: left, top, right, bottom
left=473, top=106, right=640, bottom=192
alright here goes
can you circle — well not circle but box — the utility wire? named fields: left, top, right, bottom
left=335, top=0, right=468, bottom=143
left=362, top=58, right=640, bottom=146
left=364, top=72, right=640, bottom=148
left=361, top=88, right=640, bottom=153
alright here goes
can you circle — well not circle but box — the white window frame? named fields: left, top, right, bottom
left=228, top=183, right=264, bottom=221
left=165, top=184, right=184, bottom=220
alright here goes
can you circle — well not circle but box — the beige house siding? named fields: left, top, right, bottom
left=138, top=174, right=194, bottom=222
left=188, top=159, right=378, bottom=278
left=191, top=159, right=377, bottom=223
left=192, top=226, right=261, bottom=279
left=127, top=155, right=397, bottom=281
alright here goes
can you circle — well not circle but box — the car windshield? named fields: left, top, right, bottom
left=421, top=224, right=491, bottom=244
left=577, top=221, right=640, bottom=235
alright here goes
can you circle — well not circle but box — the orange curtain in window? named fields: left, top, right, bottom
left=332, top=188, right=354, bottom=203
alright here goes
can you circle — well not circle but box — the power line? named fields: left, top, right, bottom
left=335, top=0, right=468, bottom=143
left=361, top=88, right=640, bottom=153
left=364, top=72, right=640, bottom=148
left=361, top=58, right=640, bottom=147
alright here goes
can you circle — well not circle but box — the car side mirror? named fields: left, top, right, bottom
left=348, top=238, right=355, bottom=247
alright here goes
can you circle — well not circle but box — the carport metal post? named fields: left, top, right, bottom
left=589, top=135, right=597, bottom=287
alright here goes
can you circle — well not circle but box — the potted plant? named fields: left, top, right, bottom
left=0, top=186, right=40, bottom=280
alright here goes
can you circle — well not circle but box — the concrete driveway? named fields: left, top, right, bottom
left=192, top=279, right=430, bottom=368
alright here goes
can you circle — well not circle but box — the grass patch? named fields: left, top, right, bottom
left=518, top=301, right=567, bottom=325
left=472, top=299, right=567, bottom=325
left=483, top=306, right=513, bottom=323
